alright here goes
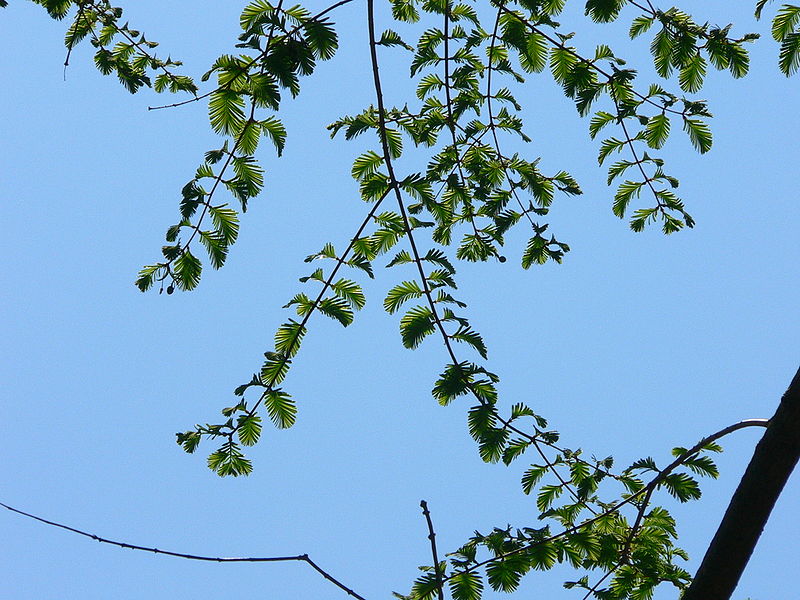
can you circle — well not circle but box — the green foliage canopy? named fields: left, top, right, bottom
left=16, top=0, right=798, bottom=598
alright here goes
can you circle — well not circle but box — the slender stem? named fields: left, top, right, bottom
left=486, top=10, right=537, bottom=231
left=148, top=0, right=356, bottom=111
left=367, top=0, right=461, bottom=365
left=420, top=500, right=445, bottom=600
left=0, top=501, right=367, bottom=600
left=234, top=188, right=391, bottom=427
left=581, top=567, right=615, bottom=600
left=168, top=0, right=286, bottom=277
left=495, top=4, right=684, bottom=116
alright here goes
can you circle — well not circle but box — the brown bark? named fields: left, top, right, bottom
left=682, top=366, right=800, bottom=600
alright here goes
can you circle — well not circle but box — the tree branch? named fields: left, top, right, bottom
left=683, top=365, right=800, bottom=600
left=439, top=418, right=769, bottom=584
left=0, top=501, right=367, bottom=600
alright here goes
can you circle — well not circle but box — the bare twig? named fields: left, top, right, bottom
left=420, top=500, right=446, bottom=600
left=0, top=501, right=367, bottom=600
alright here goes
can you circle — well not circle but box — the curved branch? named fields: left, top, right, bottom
left=0, top=501, right=367, bottom=600
left=683, top=366, right=800, bottom=600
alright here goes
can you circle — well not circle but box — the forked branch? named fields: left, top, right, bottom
left=0, top=501, right=367, bottom=600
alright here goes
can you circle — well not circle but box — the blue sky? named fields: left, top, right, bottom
left=1, top=1, right=798, bottom=599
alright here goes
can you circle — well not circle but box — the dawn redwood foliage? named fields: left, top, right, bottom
left=15, top=0, right=799, bottom=598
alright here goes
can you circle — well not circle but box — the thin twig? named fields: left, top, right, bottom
left=0, top=501, right=367, bottom=600
left=495, top=3, right=685, bottom=116
left=581, top=566, right=615, bottom=600
left=148, top=0, right=356, bottom=111
left=420, top=500, right=445, bottom=600
left=64, top=0, right=89, bottom=74
left=233, top=187, right=391, bottom=427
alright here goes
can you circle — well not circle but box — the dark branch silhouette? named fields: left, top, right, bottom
left=0, top=501, right=367, bottom=600
left=420, top=500, right=445, bottom=600
left=683, top=365, right=800, bottom=600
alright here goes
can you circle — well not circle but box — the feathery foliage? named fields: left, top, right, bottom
left=22, top=0, right=796, bottom=597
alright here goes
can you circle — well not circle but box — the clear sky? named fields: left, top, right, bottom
left=1, top=1, right=797, bottom=599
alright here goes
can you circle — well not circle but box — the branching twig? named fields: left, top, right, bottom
left=232, top=187, right=391, bottom=428
left=148, top=0, right=356, bottom=111
left=439, top=418, right=769, bottom=583
left=0, top=501, right=367, bottom=600
left=495, top=3, right=685, bottom=116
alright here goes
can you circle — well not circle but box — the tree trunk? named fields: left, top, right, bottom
left=682, top=366, right=800, bottom=600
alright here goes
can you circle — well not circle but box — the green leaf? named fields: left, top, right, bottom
left=501, top=438, right=531, bottom=465
left=478, top=427, right=509, bottom=463
left=629, top=15, right=655, bottom=38
left=400, top=305, right=436, bottom=348
left=682, top=455, right=720, bottom=478
left=176, top=430, right=202, bottom=454
left=412, top=572, right=443, bottom=600
left=384, top=280, right=424, bottom=314
left=549, top=46, right=577, bottom=83
left=230, top=155, right=264, bottom=208
left=449, top=569, right=483, bottom=600
left=260, top=116, right=287, bottom=156
left=644, top=113, right=671, bottom=149
left=274, top=320, right=306, bottom=358
left=199, top=230, right=228, bottom=269
left=650, top=27, right=674, bottom=77
left=351, top=151, right=384, bottom=180
left=318, top=296, right=354, bottom=326
left=629, top=456, right=658, bottom=472
left=682, top=117, right=713, bottom=153
left=209, top=89, right=246, bottom=135
left=778, top=32, right=800, bottom=75
left=207, top=441, right=253, bottom=477
left=589, top=111, right=615, bottom=139
left=263, top=388, right=296, bottom=428
left=284, top=292, right=314, bottom=317
left=584, top=0, right=626, bottom=23
left=537, top=484, right=564, bottom=511
left=432, top=362, right=472, bottom=406
left=236, top=414, right=262, bottom=446
left=450, top=325, right=488, bottom=359
left=391, top=0, right=420, bottom=23
left=457, top=233, right=495, bottom=262
left=237, top=119, right=261, bottom=155
left=597, top=136, right=625, bottom=164
left=174, top=249, right=203, bottom=290
left=331, top=278, right=366, bottom=310
left=135, top=264, right=160, bottom=292
left=260, top=354, right=291, bottom=385
left=521, top=465, right=547, bottom=494
left=377, top=28, right=413, bottom=51
left=486, top=558, right=524, bottom=593
left=660, top=472, right=702, bottom=502
left=208, top=204, right=240, bottom=245
left=678, top=53, right=707, bottom=93
left=468, top=403, right=499, bottom=441
left=521, top=32, right=548, bottom=73
left=612, top=180, right=645, bottom=218
left=772, top=4, right=800, bottom=41
left=384, top=127, right=403, bottom=158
